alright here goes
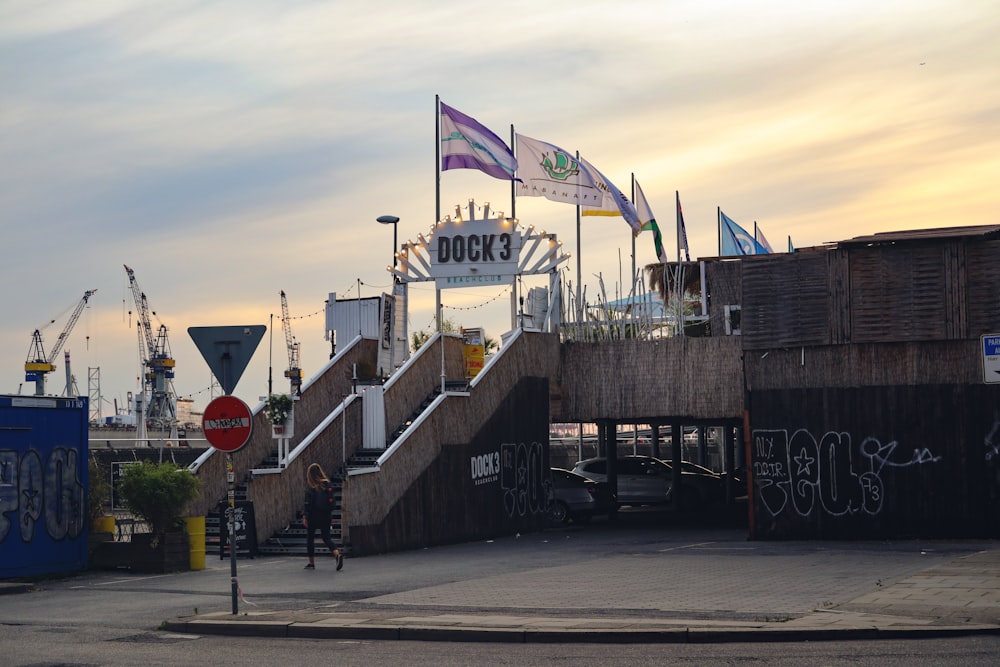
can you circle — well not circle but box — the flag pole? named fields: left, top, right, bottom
left=510, top=125, right=518, bottom=330
left=434, top=95, right=442, bottom=332
left=717, top=207, right=722, bottom=256
left=630, top=173, right=636, bottom=291
left=434, top=94, right=441, bottom=223
left=676, top=191, right=684, bottom=337
left=576, top=151, right=583, bottom=321
left=510, top=125, right=517, bottom=220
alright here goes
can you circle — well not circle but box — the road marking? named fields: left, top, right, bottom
left=657, top=541, right=716, bottom=552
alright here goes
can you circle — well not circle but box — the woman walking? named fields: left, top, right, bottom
left=303, top=463, right=344, bottom=570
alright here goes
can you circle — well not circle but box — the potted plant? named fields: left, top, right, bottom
left=118, top=461, right=201, bottom=572
left=265, top=393, right=294, bottom=437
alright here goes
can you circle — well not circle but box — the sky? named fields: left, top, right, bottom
left=2, top=0, right=998, bottom=416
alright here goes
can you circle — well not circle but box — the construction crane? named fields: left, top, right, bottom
left=280, top=290, right=303, bottom=394
left=24, top=288, right=97, bottom=396
left=123, top=265, right=176, bottom=430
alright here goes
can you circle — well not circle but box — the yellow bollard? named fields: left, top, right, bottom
left=92, top=516, right=115, bottom=534
left=183, top=516, right=206, bottom=571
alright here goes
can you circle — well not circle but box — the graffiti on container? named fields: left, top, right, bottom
left=986, top=414, right=1000, bottom=463
left=500, top=440, right=546, bottom=518
left=752, top=429, right=942, bottom=518
left=0, top=447, right=86, bottom=544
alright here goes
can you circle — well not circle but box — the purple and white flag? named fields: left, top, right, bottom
left=440, top=102, right=517, bottom=181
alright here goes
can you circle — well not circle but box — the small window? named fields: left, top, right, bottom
left=724, top=305, right=741, bottom=335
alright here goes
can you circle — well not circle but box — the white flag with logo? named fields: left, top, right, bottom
left=514, top=134, right=603, bottom=207
left=578, top=156, right=641, bottom=235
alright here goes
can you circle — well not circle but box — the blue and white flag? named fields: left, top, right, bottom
left=440, top=102, right=517, bottom=181
left=755, top=222, right=775, bottom=253
left=514, top=134, right=604, bottom=207
left=720, top=211, right=768, bottom=256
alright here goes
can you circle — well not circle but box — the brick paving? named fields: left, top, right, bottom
left=161, top=532, right=1000, bottom=642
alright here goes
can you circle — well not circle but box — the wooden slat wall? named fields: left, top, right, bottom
left=829, top=249, right=851, bottom=344
left=944, top=241, right=967, bottom=338
left=850, top=245, right=948, bottom=342
left=742, top=253, right=832, bottom=350
left=706, top=260, right=741, bottom=336
left=966, top=239, right=1000, bottom=336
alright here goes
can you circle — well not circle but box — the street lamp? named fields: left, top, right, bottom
left=377, top=215, right=401, bottom=378
left=376, top=215, right=400, bottom=271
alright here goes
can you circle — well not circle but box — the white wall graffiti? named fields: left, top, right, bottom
left=752, top=429, right=942, bottom=519
left=0, top=447, right=86, bottom=544
left=986, top=413, right=1000, bottom=463
left=499, top=440, right=546, bottom=518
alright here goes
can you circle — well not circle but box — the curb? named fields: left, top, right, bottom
left=161, top=617, right=1000, bottom=644
left=0, top=582, right=36, bottom=596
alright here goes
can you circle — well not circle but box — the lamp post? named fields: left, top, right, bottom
left=377, top=215, right=400, bottom=376
left=376, top=215, right=400, bottom=270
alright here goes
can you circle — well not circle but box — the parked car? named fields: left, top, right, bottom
left=547, top=468, right=615, bottom=525
left=572, top=456, right=724, bottom=508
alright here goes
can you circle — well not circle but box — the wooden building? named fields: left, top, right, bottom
left=731, top=224, right=1000, bottom=538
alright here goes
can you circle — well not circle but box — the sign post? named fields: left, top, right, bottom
left=202, top=394, right=253, bottom=615
left=190, top=324, right=265, bottom=616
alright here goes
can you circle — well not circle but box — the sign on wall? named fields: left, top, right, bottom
left=983, top=334, right=1000, bottom=384
left=390, top=203, right=569, bottom=293
left=428, top=217, right=521, bottom=286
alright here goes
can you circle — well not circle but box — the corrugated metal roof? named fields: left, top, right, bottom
left=837, top=224, right=1000, bottom=247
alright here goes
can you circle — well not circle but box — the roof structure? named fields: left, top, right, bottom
left=837, top=224, right=1000, bottom=247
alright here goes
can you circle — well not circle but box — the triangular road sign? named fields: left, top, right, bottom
left=188, top=325, right=266, bottom=395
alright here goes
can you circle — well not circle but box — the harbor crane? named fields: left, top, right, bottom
left=123, top=264, right=176, bottom=430
left=280, top=290, right=303, bottom=394
left=24, top=288, right=97, bottom=396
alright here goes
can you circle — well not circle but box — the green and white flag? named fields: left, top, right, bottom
left=635, top=179, right=667, bottom=263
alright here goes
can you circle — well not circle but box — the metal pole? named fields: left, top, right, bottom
left=226, top=453, right=238, bottom=615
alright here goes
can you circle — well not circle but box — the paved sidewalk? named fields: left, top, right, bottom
left=163, top=538, right=1000, bottom=644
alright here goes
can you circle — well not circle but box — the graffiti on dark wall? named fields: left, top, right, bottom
left=0, top=447, right=85, bottom=545
left=987, top=413, right=1000, bottom=463
left=752, top=429, right=942, bottom=519
left=499, top=440, right=546, bottom=518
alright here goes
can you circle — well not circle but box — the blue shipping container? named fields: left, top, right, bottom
left=0, top=394, right=89, bottom=579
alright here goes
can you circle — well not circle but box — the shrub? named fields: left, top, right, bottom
left=118, top=461, right=200, bottom=535
left=87, top=459, right=111, bottom=527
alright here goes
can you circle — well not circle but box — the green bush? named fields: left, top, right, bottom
left=87, top=459, right=112, bottom=527
left=118, top=461, right=200, bottom=535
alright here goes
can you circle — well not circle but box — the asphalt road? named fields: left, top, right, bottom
left=2, top=513, right=999, bottom=665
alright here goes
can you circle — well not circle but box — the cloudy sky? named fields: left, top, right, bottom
left=2, top=0, right=998, bottom=414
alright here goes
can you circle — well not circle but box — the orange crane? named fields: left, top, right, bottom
left=280, top=290, right=302, bottom=394
left=24, top=289, right=97, bottom=396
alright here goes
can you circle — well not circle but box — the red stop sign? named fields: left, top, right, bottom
left=202, top=395, right=253, bottom=452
